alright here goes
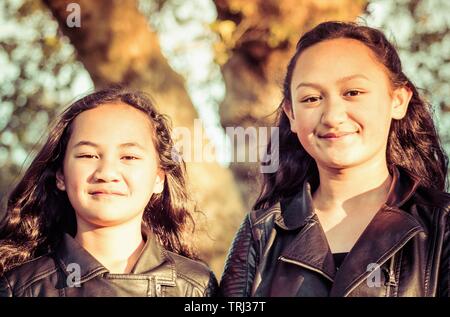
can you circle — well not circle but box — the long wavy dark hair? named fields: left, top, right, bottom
left=0, top=87, right=196, bottom=275
left=254, top=21, right=449, bottom=210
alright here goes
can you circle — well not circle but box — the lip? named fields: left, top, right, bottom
left=319, top=131, right=357, bottom=139
left=89, top=190, right=126, bottom=196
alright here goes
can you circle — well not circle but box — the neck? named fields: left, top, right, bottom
left=75, top=219, right=145, bottom=274
left=313, top=159, right=393, bottom=213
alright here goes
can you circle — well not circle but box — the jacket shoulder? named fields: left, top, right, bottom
left=165, top=251, right=218, bottom=295
left=413, top=186, right=450, bottom=213
left=1, top=254, right=59, bottom=296
left=248, top=203, right=281, bottom=227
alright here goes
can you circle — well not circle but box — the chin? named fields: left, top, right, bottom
left=77, top=210, right=137, bottom=228
left=319, top=158, right=360, bottom=170
left=83, top=217, right=126, bottom=228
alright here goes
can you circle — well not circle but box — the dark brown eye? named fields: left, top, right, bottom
left=345, top=90, right=362, bottom=97
left=301, top=96, right=321, bottom=103
left=77, top=154, right=98, bottom=159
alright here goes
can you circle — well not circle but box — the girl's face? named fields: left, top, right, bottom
left=285, top=38, right=411, bottom=171
left=57, top=103, right=164, bottom=228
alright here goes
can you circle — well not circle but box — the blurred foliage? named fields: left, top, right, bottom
left=211, top=0, right=367, bottom=66
left=0, top=0, right=91, bottom=205
left=138, top=0, right=230, bottom=165
left=0, top=0, right=449, bottom=208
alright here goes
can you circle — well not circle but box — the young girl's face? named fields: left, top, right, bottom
left=57, top=103, right=164, bottom=229
left=285, top=38, right=411, bottom=171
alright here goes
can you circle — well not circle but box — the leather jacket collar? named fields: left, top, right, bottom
left=274, top=165, right=422, bottom=230
left=272, top=165, right=425, bottom=296
left=55, top=229, right=176, bottom=286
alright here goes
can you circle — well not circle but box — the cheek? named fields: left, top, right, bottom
left=65, top=161, right=110, bottom=199
left=297, top=126, right=313, bottom=145
left=293, top=112, right=317, bottom=145
left=127, top=163, right=158, bottom=188
left=357, top=106, right=391, bottom=138
left=64, top=160, right=88, bottom=191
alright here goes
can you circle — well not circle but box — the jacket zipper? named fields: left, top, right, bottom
left=278, top=256, right=334, bottom=283
left=385, top=256, right=398, bottom=297
left=343, top=228, right=419, bottom=296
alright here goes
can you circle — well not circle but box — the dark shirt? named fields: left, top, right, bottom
left=332, top=252, right=348, bottom=270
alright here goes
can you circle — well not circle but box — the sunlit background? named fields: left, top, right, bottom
left=1, top=0, right=449, bottom=276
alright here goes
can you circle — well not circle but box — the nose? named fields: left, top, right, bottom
left=320, top=96, right=348, bottom=128
left=92, top=158, right=120, bottom=183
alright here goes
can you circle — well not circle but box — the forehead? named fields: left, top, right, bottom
left=292, top=38, right=389, bottom=84
left=69, top=102, right=154, bottom=145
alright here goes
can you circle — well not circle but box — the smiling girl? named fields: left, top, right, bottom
left=220, top=21, right=450, bottom=297
left=0, top=87, right=218, bottom=297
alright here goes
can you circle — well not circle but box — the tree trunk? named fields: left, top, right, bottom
left=43, top=0, right=245, bottom=277
left=213, top=0, right=367, bottom=209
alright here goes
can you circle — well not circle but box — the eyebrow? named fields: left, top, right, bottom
left=73, top=141, right=146, bottom=150
left=295, top=74, right=370, bottom=90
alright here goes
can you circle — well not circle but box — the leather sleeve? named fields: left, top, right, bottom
left=0, top=275, right=13, bottom=297
left=439, top=211, right=450, bottom=297
left=220, top=215, right=258, bottom=297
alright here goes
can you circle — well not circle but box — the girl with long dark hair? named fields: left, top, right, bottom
left=220, top=21, right=450, bottom=297
left=0, top=87, right=218, bottom=297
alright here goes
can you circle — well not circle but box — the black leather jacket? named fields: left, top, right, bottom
left=220, top=166, right=450, bottom=297
left=0, top=232, right=218, bottom=297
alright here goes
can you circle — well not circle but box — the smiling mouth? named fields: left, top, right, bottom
left=89, top=192, right=125, bottom=196
left=319, top=132, right=357, bottom=140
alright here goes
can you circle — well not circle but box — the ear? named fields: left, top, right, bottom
left=282, top=100, right=297, bottom=133
left=56, top=170, right=66, bottom=191
left=153, top=170, right=165, bottom=194
left=391, top=86, right=412, bottom=120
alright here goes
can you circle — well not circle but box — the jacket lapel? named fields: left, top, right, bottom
left=274, top=165, right=424, bottom=296
left=275, top=180, right=336, bottom=282
left=279, top=219, right=336, bottom=282
left=329, top=166, right=424, bottom=296
left=56, top=233, right=109, bottom=284
left=56, top=226, right=176, bottom=286
left=329, top=205, right=423, bottom=296
left=131, top=229, right=177, bottom=286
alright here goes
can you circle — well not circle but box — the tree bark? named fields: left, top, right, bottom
left=43, top=0, right=245, bottom=277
